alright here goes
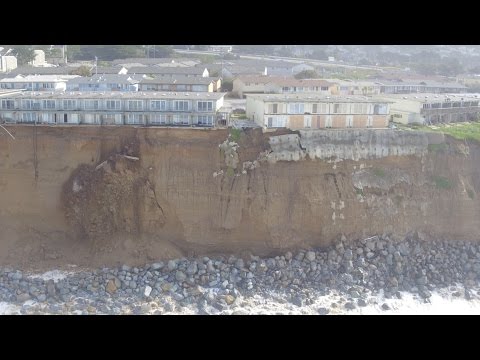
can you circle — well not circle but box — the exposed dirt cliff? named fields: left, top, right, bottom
left=0, top=125, right=479, bottom=269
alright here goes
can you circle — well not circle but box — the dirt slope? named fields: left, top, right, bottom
left=0, top=125, right=479, bottom=269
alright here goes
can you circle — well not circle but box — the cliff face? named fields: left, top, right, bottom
left=0, top=125, right=479, bottom=269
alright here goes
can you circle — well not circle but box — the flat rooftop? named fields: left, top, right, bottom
left=246, top=93, right=391, bottom=103
left=3, top=91, right=226, bottom=100
left=373, top=93, right=480, bottom=103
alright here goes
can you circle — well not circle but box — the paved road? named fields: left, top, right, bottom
left=173, top=49, right=399, bottom=72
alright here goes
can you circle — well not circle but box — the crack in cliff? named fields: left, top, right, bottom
left=325, top=173, right=342, bottom=199
left=146, top=179, right=165, bottom=217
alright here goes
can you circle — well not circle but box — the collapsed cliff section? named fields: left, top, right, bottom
left=60, top=144, right=192, bottom=263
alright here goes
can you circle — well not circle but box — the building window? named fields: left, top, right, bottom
left=150, top=113, right=168, bottom=124
left=268, top=103, right=279, bottom=114
left=321, top=86, right=328, bottom=91
left=333, top=103, right=348, bottom=114
left=84, top=114, right=97, bottom=124
left=2, top=100, right=15, bottom=109
left=43, top=100, right=55, bottom=109
left=172, top=114, right=189, bottom=125
left=128, top=100, right=143, bottom=111
left=22, top=100, right=33, bottom=109
left=106, top=100, right=121, bottom=110
left=197, top=115, right=213, bottom=126
left=174, top=101, right=189, bottom=111
left=40, top=113, right=55, bottom=123
left=197, top=101, right=213, bottom=112
left=63, top=100, right=77, bottom=109
left=373, top=104, right=388, bottom=115
left=353, top=103, right=367, bottom=114
left=288, top=103, right=304, bottom=114
left=312, top=104, right=317, bottom=113
left=127, top=113, right=144, bottom=124
left=22, top=112, right=37, bottom=122
left=150, top=100, right=167, bottom=111
left=84, top=100, right=99, bottom=110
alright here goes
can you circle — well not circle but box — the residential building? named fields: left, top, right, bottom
left=376, top=80, right=467, bottom=94
left=138, top=76, right=220, bottom=92
left=209, top=45, right=233, bottom=53
left=0, top=55, right=18, bottom=73
left=327, top=79, right=381, bottom=96
left=0, top=75, right=79, bottom=91
left=246, top=94, right=390, bottom=129
left=233, top=75, right=283, bottom=98
left=29, top=50, right=46, bottom=67
left=373, top=93, right=480, bottom=125
left=265, top=78, right=337, bottom=95
left=129, top=66, right=209, bottom=78
left=0, top=91, right=226, bottom=127
left=291, top=63, right=315, bottom=75
left=66, top=74, right=141, bottom=92
left=93, top=66, right=128, bottom=75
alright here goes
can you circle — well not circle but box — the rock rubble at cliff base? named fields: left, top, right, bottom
left=2, top=234, right=480, bottom=314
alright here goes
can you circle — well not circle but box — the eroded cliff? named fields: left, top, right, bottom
left=0, top=125, right=479, bottom=269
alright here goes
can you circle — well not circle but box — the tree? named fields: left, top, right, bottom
left=309, top=49, right=327, bottom=60
left=11, top=45, right=35, bottom=65
left=145, top=45, right=173, bottom=58
left=73, top=45, right=145, bottom=61
left=294, top=70, right=318, bottom=79
left=66, top=45, right=82, bottom=61
left=69, top=65, right=92, bottom=77
left=221, top=80, right=233, bottom=92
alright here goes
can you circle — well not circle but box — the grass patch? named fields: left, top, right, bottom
left=372, top=167, right=386, bottom=178
left=436, top=122, right=480, bottom=142
left=354, top=187, right=364, bottom=196
left=432, top=176, right=452, bottom=189
left=230, top=128, right=242, bottom=142
left=428, top=143, right=448, bottom=152
left=403, top=121, right=480, bottom=143
left=394, top=195, right=403, bottom=205
left=226, top=167, right=234, bottom=177
left=467, top=189, right=475, bottom=199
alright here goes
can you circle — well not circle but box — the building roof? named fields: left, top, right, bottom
left=247, top=93, right=391, bottom=103
left=234, top=75, right=287, bottom=84
left=7, top=66, right=72, bottom=75
left=6, top=91, right=226, bottom=101
left=139, top=76, right=215, bottom=85
left=374, top=80, right=467, bottom=89
left=93, top=66, right=126, bottom=74
left=0, top=75, right=79, bottom=83
left=112, top=58, right=200, bottom=66
left=0, top=89, right=25, bottom=97
left=266, top=78, right=335, bottom=87
left=67, top=74, right=140, bottom=85
left=128, top=66, right=207, bottom=75
left=373, top=93, right=480, bottom=104
left=324, top=79, right=379, bottom=87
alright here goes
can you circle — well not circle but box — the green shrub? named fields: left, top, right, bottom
left=372, top=167, right=386, bottom=178
left=428, top=143, right=448, bottom=152
left=230, top=128, right=242, bottom=142
left=226, top=167, right=234, bottom=177
left=432, top=176, right=452, bottom=189
left=467, top=189, right=475, bottom=199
